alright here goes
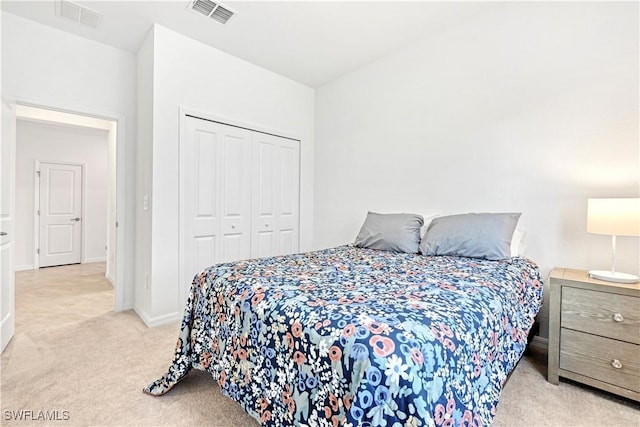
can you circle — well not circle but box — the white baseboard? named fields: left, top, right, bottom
left=133, top=306, right=181, bottom=328
left=105, top=272, right=115, bottom=287
left=16, top=261, right=109, bottom=271
left=1, top=314, right=15, bottom=353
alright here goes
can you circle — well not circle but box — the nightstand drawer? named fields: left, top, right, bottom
left=561, top=286, right=640, bottom=344
left=560, top=329, right=640, bottom=393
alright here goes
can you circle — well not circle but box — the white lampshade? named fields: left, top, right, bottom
left=587, top=198, right=640, bottom=237
left=586, top=198, right=640, bottom=284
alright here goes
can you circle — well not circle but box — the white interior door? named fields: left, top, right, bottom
left=184, top=117, right=222, bottom=288
left=276, top=138, right=300, bottom=255
left=219, top=127, right=252, bottom=263
left=252, top=133, right=278, bottom=257
left=251, top=133, right=300, bottom=258
left=1, top=99, right=16, bottom=352
left=183, top=117, right=252, bottom=293
left=39, top=163, right=83, bottom=267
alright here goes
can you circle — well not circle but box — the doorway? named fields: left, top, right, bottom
left=0, top=101, right=131, bottom=350
left=3, top=100, right=128, bottom=352
left=15, top=104, right=118, bottom=290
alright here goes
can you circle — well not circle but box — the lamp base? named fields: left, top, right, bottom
left=589, top=270, right=639, bottom=284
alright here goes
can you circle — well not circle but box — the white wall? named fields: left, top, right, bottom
left=15, top=120, right=108, bottom=269
left=2, top=12, right=137, bottom=307
left=135, top=25, right=315, bottom=325
left=314, top=2, right=639, bottom=338
left=106, top=121, right=117, bottom=284
left=135, top=28, right=154, bottom=318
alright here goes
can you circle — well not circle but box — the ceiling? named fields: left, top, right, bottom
left=1, top=1, right=498, bottom=88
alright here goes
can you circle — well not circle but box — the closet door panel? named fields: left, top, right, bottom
left=251, top=134, right=278, bottom=258
left=255, top=141, right=275, bottom=215
left=222, top=234, right=244, bottom=263
left=220, top=130, right=252, bottom=262
left=255, top=232, right=274, bottom=259
left=251, top=134, right=300, bottom=258
left=277, top=140, right=300, bottom=255
left=184, top=118, right=221, bottom=286
left=279, top=230, right=295, bottom=255
left=193, top=130, right=218, bottom=236
left=194, top=236, right=217, bottom=275
left=279, top=143, right=296, bottom=216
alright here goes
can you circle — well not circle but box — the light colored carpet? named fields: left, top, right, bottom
left=1, top=263, right=638, bottom=426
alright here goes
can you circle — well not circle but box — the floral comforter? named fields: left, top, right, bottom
left=145, top=246, right=543, bottom=426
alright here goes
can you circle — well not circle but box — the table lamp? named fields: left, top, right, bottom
left=587, top=198, right=640, bottom=284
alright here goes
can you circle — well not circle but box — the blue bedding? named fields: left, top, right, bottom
left=145, top=246, right=543, bottom=426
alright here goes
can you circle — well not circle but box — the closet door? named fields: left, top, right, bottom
left=219, top=127, right=252, bottom=262
left=251, top=133, right=299, bottom=258
left=276, top=138, right=300, bottom=255
left=183, top=117, right=222, bottom=286
left=183, top=117, right=251, bottom=289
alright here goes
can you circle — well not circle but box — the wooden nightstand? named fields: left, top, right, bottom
left=548, top=268, right=640, bottom=401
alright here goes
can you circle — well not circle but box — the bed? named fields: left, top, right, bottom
left=145, top=229, right=543, bottom=426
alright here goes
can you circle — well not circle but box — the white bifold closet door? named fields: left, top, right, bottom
left=182, top=116, right=299, bottom=291
left=251, top=132, right=300, bottom=258
left=183, top=117, right=252, bottom=286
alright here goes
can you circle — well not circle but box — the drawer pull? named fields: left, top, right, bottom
left=611, top=359, right=623, bottom=369
left=612, top=313, right=624, bottom=322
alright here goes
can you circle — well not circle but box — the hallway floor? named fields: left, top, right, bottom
left=14, top=262, right=113, bottom=333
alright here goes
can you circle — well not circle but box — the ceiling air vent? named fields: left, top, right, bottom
left=56, top=0, right=102, bottom=29
left=188, top=0, right=235, bottom=25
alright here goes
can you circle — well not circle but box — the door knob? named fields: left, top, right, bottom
left=0, top=231, right=6, bottom=236
left=70, top=217, right=80, bottom=222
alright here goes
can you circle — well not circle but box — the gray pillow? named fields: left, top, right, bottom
left=419, top=213, right=521, bottom=260
left=355, top=212, right=424, bottom=253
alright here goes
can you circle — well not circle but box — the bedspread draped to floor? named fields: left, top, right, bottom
left=145, top=246, right=543, bottom=427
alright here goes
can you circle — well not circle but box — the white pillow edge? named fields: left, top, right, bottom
left=420, top=213, right=439, bottom=238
